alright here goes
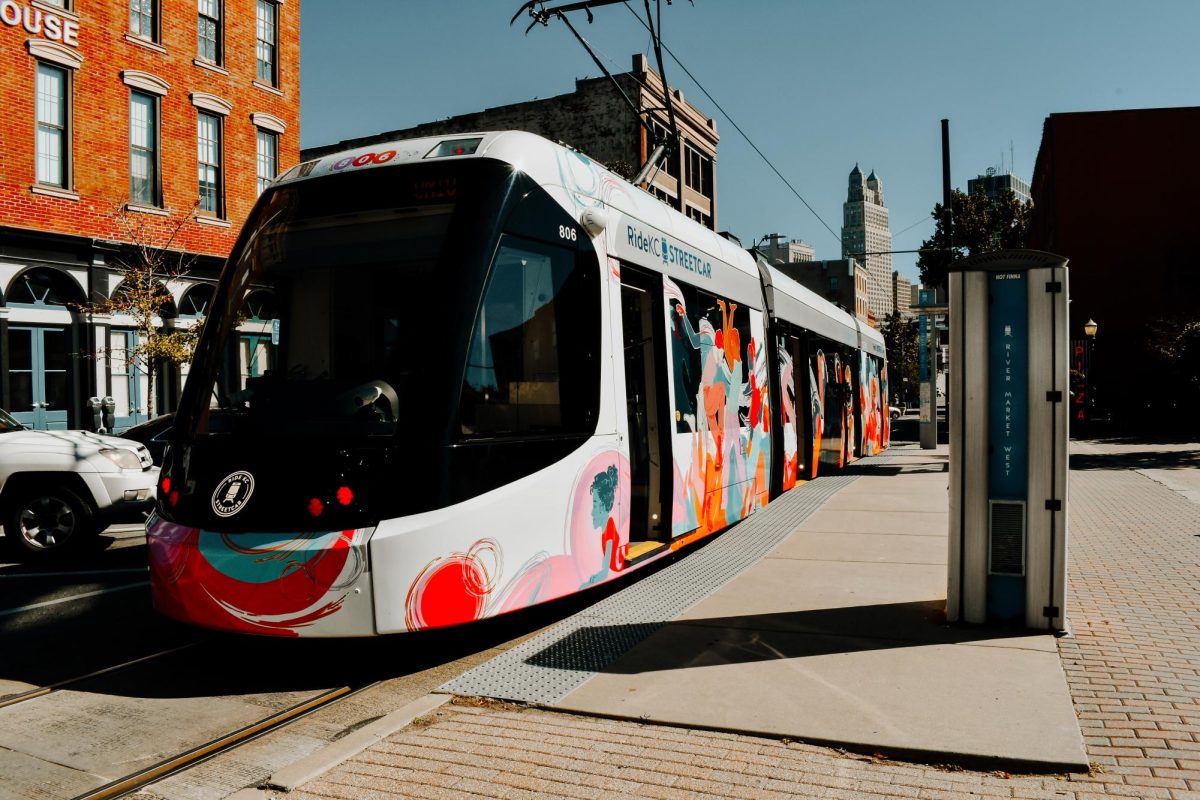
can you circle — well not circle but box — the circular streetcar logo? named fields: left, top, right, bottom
left=212, top=471, right=255, bottom=517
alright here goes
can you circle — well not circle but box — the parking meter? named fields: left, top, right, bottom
left=101, top=397, right=116, bottom=433
left=87, top=397, right=105, bottom=433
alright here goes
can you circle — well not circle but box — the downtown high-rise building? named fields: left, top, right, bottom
left=759, top=233, right=816, bottom=264
left=968, top=168, right=1031, bottom=205
left=841, top=165, right=894, bottom=320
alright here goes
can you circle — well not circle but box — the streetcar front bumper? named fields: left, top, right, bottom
left=146, top=514, right=376, bottom=637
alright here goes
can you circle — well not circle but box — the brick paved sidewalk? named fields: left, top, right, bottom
left=1058, top=445, right=1200, bottom=797
left=279, top=441, right=1200, bottom=800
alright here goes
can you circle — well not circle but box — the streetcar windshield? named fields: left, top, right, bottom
left=180, top=161, right=510, bottom=440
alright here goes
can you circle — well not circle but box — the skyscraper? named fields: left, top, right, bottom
left=841, top=165, right=894, bottom=320
left=968, top=168, right=1031, bottom=205
left=759, top=233, right=816, bottom=264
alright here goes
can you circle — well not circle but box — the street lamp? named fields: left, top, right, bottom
left=1083, top=319, right=1098, bottom=429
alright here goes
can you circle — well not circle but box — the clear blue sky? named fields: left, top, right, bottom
left=300, top=1, right=1200, bottom=281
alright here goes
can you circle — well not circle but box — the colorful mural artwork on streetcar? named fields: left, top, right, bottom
left=149, top=451, right=632, bottom=635
left=843, top=361, right=856, bottom=464
left=860, top=354, right=885, bottom=457
left=666, top=277, right=771, bottom=539
left=810, top=350, right=826, bottom=478
left=777, top=335, right=799, bottom=491
left=404, top=538, right=502, bottom=630
left=881, top=364, right=890, bottom=446
left=555, top=147, right=635, bottom=212
left=147, top=517, right=370, bottom=636
left=404, top=449, right=631, bottom=630
left=813, top=347, right=853, bottom=472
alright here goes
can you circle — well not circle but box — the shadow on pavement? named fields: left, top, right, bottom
left=840, top=462, right=948, bottom=476
left=1070, top=448, right=1200, bottom=471
left=0, top=533, right=709, bottom=700
left=524, top=600, right=1039, bottom=675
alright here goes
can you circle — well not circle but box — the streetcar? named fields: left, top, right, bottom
left=147, top=131, right=888, bottom=636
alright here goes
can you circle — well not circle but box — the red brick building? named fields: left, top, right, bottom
left=0, top=0, right=299, bottom=430
left=1029, top=107, right=1200, bottom=428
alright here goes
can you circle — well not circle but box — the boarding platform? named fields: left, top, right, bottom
left=441, top=444, right=1088, bottom=771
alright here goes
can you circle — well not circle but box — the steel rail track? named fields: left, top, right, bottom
left=0, top=642, right=199, bottom=710
left=70, top=682, right=379, bottom=800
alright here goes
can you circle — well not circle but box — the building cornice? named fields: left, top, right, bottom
left=250, top=112, right=287, bottom=134
left=27, top=39, right=83, bottom=69
left=121, top=70, right=169, bottom=96
left=190, top=92, right=233, bottom=116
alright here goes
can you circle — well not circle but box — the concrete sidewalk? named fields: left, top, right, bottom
left=551, top=446, right=1085, bottom=770
left=227, top=438, right=1200, bottom=799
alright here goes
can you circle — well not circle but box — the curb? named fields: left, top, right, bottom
left=225, top=692, right=451, bottom=799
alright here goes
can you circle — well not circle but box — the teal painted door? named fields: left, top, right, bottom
left=9, top=326, right=70, bottom=430
left=239, top=333, right=274, bottom=387
left=109, top=329, right=148, bottom=433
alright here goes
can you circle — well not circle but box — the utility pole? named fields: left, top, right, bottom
left=920, top=120, right=952, bottom=449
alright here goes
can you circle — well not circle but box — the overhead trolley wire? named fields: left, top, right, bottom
left=621, top=2, right=843, bottom=245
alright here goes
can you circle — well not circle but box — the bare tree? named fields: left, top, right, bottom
left=88, top=203, right=205, bottom=418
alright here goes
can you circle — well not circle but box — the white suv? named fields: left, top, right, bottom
left=0, top=408, right=158, bottom=556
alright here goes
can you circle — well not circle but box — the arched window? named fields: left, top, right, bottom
left=179, top=284, right=215, bottom=317
left=7, top=267, right=84, bottom=308
left=242, top=289, right=277, bottom=322
left=111, top=278, right=177, bottom=318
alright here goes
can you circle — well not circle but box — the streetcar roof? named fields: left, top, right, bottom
left=857, top=318, right=887, bottom=359
left=758, top=261, right=861, bottom=349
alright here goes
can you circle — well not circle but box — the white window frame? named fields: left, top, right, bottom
left=197, top=0, right=222, bottom=64
left=34, top=61, right=69, bottom=189
left=255, top=0, right=278, bottom=87
left=197, top=111, right=223, bottom=217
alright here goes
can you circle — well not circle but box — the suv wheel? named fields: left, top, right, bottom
left=5, top=487, right=93, bottom=556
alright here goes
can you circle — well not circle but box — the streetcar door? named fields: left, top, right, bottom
left=619, top=265, right=669, bottom=553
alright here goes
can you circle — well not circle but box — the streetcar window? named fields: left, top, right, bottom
left=460, top=234, right=593, bottom=437
left=669, top=282, right=753, bottom=434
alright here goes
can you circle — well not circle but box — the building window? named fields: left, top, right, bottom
left=35, top=63, right=68, bottom=188
left=129, top=91, right=159, bottom=206
left=197, top=112, right=223, bottom=216
left=684, top=145, right=712, bottom=198
left=650, top=119, right=680, bottom=180
left=130, top=0, right=157, bottom=41
left=256, top=129, right=277, bottom=195
left=255, top=0, right=277, bottom=85
left=179, top=284, right=214, bottom=317
left=197, top=0, right=221, bottom=64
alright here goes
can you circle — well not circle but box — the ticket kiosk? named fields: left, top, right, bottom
left=947, top=250, right=1069, bottom=631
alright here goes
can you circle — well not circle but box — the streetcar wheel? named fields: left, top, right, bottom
left=4, top=487, right=94, bottom=556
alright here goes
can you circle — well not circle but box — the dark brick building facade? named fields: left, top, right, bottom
left=0, top=0, right=299, bottom=430
left=775, top=258, right=870, bottom=323
left=1029, top=107, right=1200, bottom=427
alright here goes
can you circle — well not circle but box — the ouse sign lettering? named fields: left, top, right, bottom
left=1, top=1, right=80, bottom=47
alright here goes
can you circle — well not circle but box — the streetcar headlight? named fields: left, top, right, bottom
left=99, top=448, right=142, bottom=470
